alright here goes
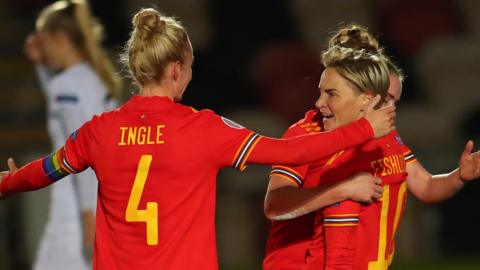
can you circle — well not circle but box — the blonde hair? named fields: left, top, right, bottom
left=329, top=23, right=405, bottom=83
left=322, top=45, right=390, bottom=98
left=36, top=0, right=122, bottom=99
left=121, top=8, right=191, bottom=86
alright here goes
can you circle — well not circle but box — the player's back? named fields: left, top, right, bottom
left=85, top=96, right=250, bottom=270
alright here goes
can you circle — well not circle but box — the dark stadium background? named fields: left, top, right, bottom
left=0, top=0, right=479, bottom=269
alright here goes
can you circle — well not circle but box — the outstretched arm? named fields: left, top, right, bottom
left=407, top=140, right=480, bottom=203
left=246, top=96, right=395, bottom=168
left=0, top=119, right=92, bottom=197
left=0, top=155, right=61, bottom=197
left=0, top=159, right=19, bottom=198
left=264, top=173, right=382, bottom=220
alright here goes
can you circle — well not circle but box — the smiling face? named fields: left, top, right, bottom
left=315, top=67, right=370, bottom=131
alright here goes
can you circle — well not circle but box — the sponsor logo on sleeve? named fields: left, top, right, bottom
left=395, top=135, right=404, bottom=146
left=70, top=130, right=79, bottom=141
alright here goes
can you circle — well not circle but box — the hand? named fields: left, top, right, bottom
left=458, top=140, right=480, bottom=182
left=362, top=95, right=396, bottom=138
left=340, top=172, right=383, bottom=204
left=0, top=158, right=18, bottom=198
left=24, top=33, right=45, bottom=64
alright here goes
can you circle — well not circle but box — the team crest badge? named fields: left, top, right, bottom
left=395, top=135, right=404, bottom=146
left=70, top=130, right=79, bottom=141
left=221, top=117, right=245, bottom=129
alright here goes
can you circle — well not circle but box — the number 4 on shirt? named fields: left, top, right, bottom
left=125, top=155, right=158, bottom=245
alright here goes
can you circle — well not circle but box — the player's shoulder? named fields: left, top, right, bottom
left=188, top=108, right=247, bottom=129
left=49, top=63, right=105, bottom=99
left=389, top=130, right=406, bottom=147
left=284, top=110, right=321, bottom=138
left=86, top=106, right=122, bottom=126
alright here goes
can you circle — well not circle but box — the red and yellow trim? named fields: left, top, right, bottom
left=270, top=166, right=304, bottom=187
left=232, top=132, right=262, bottom=171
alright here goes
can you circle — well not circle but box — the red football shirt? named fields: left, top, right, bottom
left=303, top=131, right=416, bottom=270
left=65, top=96, right=260, bottom=269
left=264, top=110, right=332, bottom=270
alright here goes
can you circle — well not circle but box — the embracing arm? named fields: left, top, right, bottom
left=247, top=97, right=395, bottom=167
left=264, top=173, right=382, bottom=220
left=407, top=141, right=480, bottom=203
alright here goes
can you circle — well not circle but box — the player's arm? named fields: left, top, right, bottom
left=0, top=121, right=92, bottom=198
left=264, top=173, right=382, bottom=220
left=320, top=201, right=361, bottom=270
left=0, top=148, right=74, bottom=196
left=407, top=140, right=480, bottom=203
left=246, top=97, right=395, bottom=167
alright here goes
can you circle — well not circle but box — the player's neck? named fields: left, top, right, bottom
left=62, top=49, right=84, bottom=71
left=139, top=83, right=175, bottom=101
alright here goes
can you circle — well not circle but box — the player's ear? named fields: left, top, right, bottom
left=361, top=92, right=374, bottom=105
left=171, top=61, right=182, bottom=81
left=169, top=61, right=181, bottom=81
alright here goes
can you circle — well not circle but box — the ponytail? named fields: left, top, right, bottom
left=72, top=0, right=122, bottom=99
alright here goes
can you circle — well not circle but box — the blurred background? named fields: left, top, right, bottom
left=0, top=0, right=479, bottom=269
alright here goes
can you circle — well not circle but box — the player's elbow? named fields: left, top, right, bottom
left=263, top=197, right=277, bottom=220
left=264, top=195, right=289, bottom=220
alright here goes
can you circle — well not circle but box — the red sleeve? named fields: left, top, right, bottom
left=202, top=111, right=258, bottom=170
left=0, top=120, right=93, bottom=195
left=0, top=157, right=54, bottom=194
left=62, top=118, right=94, bottom=171
left=393, top=132, right=416, bottom=164
left=322, top=201, right=361, bottom=270
left=248, top=118, right=374, bottom=168
left=269, top=123, right=311, bottom=187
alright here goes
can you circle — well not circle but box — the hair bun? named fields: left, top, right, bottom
left=133, top=8, right=166, bottom=39
left=329, top=24, right=381, bottom=54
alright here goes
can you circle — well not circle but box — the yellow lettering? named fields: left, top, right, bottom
left=397, top=155, right=407, bottom=173
left=156, top=125, right=165, bottom=144
left=118, top=127, right=128, bottom=146
left=379, top=159, right=387, bottom=176
left=118, top=125, right=166, bottom=146
left=128, top=127, right=138, bottom=145
left=138, top=127, right=147, bottom=145
left=390, top=155, right=399, bottom=174
left=146, top=127, right=155, bottom=145
left=383, top=157, right=393, bottom=175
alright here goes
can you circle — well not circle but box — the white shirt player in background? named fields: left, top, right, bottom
left=23, top=1, right=122, bottom=269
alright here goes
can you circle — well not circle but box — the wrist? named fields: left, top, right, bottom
left=455, top=168, right=468, bottom=184
left=332, top=181, right=349, bottom=201
left=458, top=175, right=468, bottom=185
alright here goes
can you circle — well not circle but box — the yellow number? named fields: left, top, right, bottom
left=368, top=185, right=390, bottom=270
left=368, top=182, right=407, bottom=270
left=125, top=155, right=158, bottom=245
